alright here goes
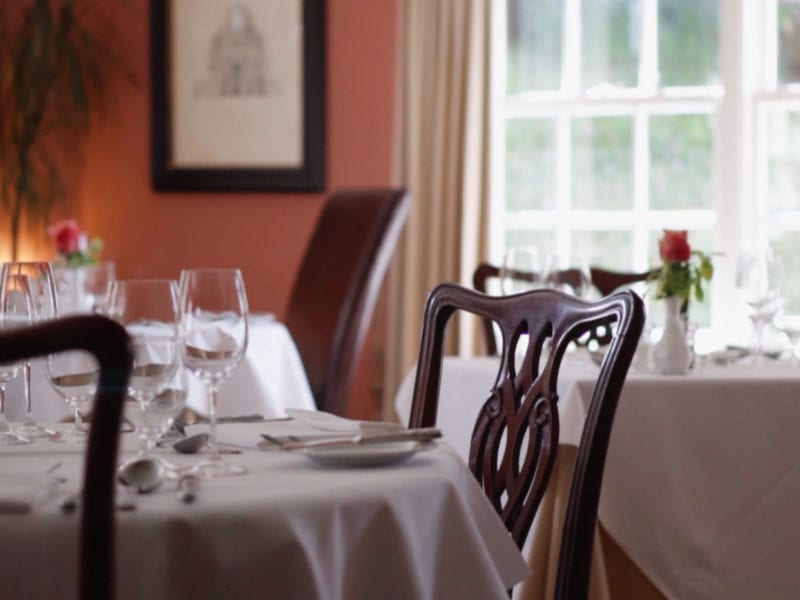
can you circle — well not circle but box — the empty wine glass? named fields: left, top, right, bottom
left=180, top=268, right=249, bottom=477
left=500, top=246, right=540, bottom=294
left=1, top=261, right=58, bottom=438
left=47, top=350, right=98, bottom=443
left=735, top=251, right=785, bottom=364
left=774, top=306, right=800, bottom=365
left=0, top=274, right=34, bottom=445
left=542, top=252, right=593, bottom=298
left=105, top=280, right=181, bottom=467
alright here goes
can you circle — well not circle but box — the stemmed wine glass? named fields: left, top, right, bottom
left=105, top=280, right=181, bottom=469
left=47, top=350, right=98, bottom=443
left=500, top=246, right=540, bottom=294
left=180, top=268, right=249, bottom=477
left=774, top=306, right=800, bottom=365
left=0, top=274, right=34, bottom=444
left=0, top=261, right=58, bottom=438
left=735, top=250, right=785, bottom=364
left=542, top=252, right=593, bottom=298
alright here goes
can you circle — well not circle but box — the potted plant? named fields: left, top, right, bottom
left=0, top=0, right=130, bottom=260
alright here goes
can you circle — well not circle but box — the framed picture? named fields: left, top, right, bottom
left=151, top=0, right=325, bottom=191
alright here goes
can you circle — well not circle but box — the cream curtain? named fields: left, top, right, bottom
left=384, top=0, right=492, bottom=417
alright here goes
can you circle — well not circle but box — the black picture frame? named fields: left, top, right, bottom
left=151, top=0, right=325, bottom=192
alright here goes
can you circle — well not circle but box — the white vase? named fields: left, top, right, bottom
left=652, top=296, right=691, bottom=375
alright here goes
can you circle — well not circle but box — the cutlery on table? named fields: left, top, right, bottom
left=263, top=427, right=442, bottom=451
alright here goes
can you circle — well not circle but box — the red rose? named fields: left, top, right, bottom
left=47, top=220, right=83, bottom=254
left=659, top=230, right=691, bottom=263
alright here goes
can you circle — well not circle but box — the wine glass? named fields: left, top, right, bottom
left=47, top=350, right=98, bottom=443
left=105, top=280, right=181, bottom=467
left=542, top=252, right=593, bottom=298
left=180, top=268, right=249, bottom=477
left=1, top=261, right=58, bottom=438
left=735, top=251, right=785, bottom=364
left=0, top=274, right=34, bottom=444
left=500, top=246, right=540, bottom=294
left=774, top=306, right=800, bottom=365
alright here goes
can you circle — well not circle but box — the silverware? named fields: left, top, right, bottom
left=117, top=459, right=163, bottom=494
left=266, top=428, right=442, bottom=451
left=177, top=474, right=199, bottom=503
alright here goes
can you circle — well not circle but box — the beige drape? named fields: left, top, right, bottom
left=384, top=0, right=492, bottom=418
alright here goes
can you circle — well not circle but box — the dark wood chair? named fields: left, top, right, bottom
left=589, top=266, right=653, bottom=296
left=286, top=188, right=410, bottom=415
left=0, top=316, right=132, bottom=600
left=473, top=262, right=652, bottom=353
left=409, top=283, right=644, bottom=599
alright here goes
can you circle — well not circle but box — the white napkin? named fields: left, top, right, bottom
left=284, top=408, right=404, bottom=434
left=185, top=326, right=241, bottom=353
left=0, top=474, right=63, bottom=514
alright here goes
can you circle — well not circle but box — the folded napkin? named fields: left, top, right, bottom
left=0, top=474, right=64, bottom=514
left=284, top=408, right=404, bottom=434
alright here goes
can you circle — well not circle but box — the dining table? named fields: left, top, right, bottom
left=393, top=352, right=800, bottom=600
left=5, top=313, right=316, bottom=422
left=0, top=419, right=530, bottom=600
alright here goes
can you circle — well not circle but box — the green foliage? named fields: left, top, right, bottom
left=652, top=250, right=714, bottom=302
left=0, top=0, right=131, bottom=260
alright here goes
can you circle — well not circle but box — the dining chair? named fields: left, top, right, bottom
left=473, top=262, right=652, bottom=353
left=286, top=188, right=411, bottom=416
left=408, top=283, right=644, bottom=599
left=0, top=316, right=132, bottom=600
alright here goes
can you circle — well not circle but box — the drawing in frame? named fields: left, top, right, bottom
left=151, top=0, right=325, bottom=191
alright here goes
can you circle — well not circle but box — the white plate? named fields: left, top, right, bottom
left=302, top=441, right=422, bottom=468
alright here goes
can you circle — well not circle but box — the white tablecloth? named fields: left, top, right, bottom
left=0, top=422, right=530, bottom=600
left=394, top=355, right=800, bottom=600
left=5, top=314, right=316, bottom=421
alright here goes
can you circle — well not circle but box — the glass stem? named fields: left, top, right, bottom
left=0, top=386, right=7, bottom=431
left=752, top=317, right=766, bottom=364
left=207, top=383, right=222, bottom=462
left=23, top=361, right=34, bottom=423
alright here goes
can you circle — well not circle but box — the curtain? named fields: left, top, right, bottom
left=383, top=0, right=492, bottom=418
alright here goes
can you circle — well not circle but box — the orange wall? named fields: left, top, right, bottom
left=71, top=0, right=400, bottom=417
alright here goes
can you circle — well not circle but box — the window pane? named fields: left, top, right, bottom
left=572, top=116, right=633, bottom=209
left=658, top=0, right=719, bottom=87
left=507, top=0, right=562, bottom=92
left=582, top=0, right=640, bottom=90
left=505, top=118, right=556, bottom=211
left=504, top=230, right=555, bottom=259
left=771, top=232, right=800, bottom=312
left=573, top=230, right=633, bottom=271
left=650, top=114, right=713, bottom=210
left=779, top=2, right=800, bottom=85
left=767, top=110, right=800, bottom=211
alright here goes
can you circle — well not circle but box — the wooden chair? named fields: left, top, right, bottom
left=409, top=283, right=644, bottom=599
left=0, top=316, right=132, bottom=600
left=286, top=188, right=410, bottom=415
left=473, top=262, right=652, bottom=353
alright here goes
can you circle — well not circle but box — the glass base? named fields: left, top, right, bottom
left=15, top=420, right=56, bottom=439
left=191, top=456, right=247, bottom=478
left=0, top=431, right=32, bottom=445
left=51, top=427, right=88, bottom=444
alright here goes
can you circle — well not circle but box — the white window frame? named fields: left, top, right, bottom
left=489, top=0, right=800, bottom=336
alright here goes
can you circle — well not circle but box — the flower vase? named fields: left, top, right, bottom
left=652, top=296, right=691, bottom=375
left=56, top=266, right=90, bottom=315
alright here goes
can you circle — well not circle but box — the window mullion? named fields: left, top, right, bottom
left=639, top=0, right=658, bottom=93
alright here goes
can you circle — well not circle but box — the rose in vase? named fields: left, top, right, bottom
left=652, top=230, right=713, bottom=301
left=47, top=220, right=103, bottom=267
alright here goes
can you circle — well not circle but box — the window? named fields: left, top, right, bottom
left=490, top=0, right=800, bottom=333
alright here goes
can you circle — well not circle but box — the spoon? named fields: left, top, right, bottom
left=172, top=432, right=209, bottom=454
left=117, top=459, right=163, bottom=494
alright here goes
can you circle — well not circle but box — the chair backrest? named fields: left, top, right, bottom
left=409, top=283, right=644, bottom=599
left=0, top=316, right=132, bottom=600
left=473, top=262, right=652, bottom=353
left=589, top=266, right=653, bottom=296
left=286, top=188, right=410, bottom=415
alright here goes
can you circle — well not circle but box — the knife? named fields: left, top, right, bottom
left=267, top=427, right=441, bottom=451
